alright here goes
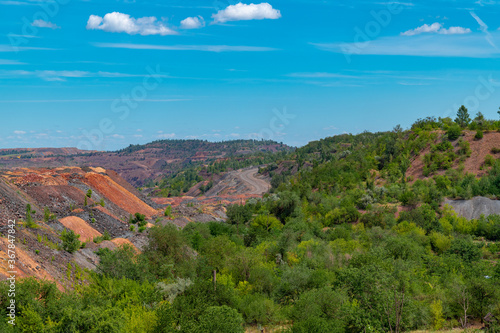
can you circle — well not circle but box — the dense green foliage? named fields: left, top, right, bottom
left=2, top=109, right=500, bottom=332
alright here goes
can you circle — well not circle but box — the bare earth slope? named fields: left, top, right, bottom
left=407, top=130, right=500, bottom=180
left=0, top=166, right=160, bottom=287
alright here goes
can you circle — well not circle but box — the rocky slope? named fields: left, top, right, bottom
left=0, top=166, right=233, bottom=288
left=0, top=140, right=292, bottom=187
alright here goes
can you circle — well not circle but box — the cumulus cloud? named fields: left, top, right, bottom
left=180, top=16, right=205, bottom=29
left=402, top=22, right=471, bottom=36
left=439, top=26, right=472, bottom=35
left=212, top=3, right=281, bottom=23
left=86, top=12, right=176, bottom=36
left=157, top=133, right=176, bottom=139
left=14, top=130, right=26, bottom=135
left=32, top=19, right=59, bottom=29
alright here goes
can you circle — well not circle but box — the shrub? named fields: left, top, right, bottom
left=446, top=238, right=481, bottom=263
left=164, top=206, right=172, bottom=217
left=484, top=154, right=495, bottom=167
left=492, top=147, right=500, bottom=154
left=103, top=230, right=111, bottom=241
left=457, top=139, right=472, bottom=157
left=61, top=229, right=81, bottom=253
left=24, top=204, right=38, bottom=229
left=447, top=125, right=462, bottom=141
left=130, top=213, right=147, bottom=227
left=475, top=129, right=484, bottom=140
left=43, top=207, right=55, bottom=222
left=197, top=306, right=244, bottom=333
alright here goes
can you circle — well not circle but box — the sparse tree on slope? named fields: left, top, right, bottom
left=455, top=105, right=471, bottom=128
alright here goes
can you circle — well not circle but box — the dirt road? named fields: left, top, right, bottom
left=236, top=168, right=270, bottom=195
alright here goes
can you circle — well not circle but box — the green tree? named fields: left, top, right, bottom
left=24, top=203, right=37, bottom=228
left=198, top=306, right=244, bottom=333
left=250, top=214, right=283, bottom=234
left=455, top=105, right=471, bottom=128
left=447, top=125, right=462, bottom=141
left=226, top=204, right=252, bottom=233
left=60, top=229, right=81, bottom=253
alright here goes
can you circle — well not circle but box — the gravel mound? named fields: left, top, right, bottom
left=445, top=196, right=500, bottom=220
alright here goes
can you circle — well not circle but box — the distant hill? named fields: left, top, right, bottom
left=0, top=147, right=97, bottom=159
left=0, top=139, right=294, bottom=187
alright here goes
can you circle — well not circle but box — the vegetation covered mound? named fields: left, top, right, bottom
left=2, top=107, right=500, bottom=332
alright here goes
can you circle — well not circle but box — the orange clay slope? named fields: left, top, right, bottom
left=111, top=238, right=140, bottom=253
left=0, top=238, right=60, bottom=288
left=59, top=216, right=102, bottom=242
left=84, top=172, right=158, bottom=218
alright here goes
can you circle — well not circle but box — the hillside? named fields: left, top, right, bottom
left=0, top=139, right=293, bottom=187
left=0, top=166, right=232, bottom=287
left=2, top=113, right=500, bottom=332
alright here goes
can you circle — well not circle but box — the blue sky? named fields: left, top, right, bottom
left=2, top=0, right=500, bottom=150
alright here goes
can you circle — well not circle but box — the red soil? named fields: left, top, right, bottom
left=407, top=130, right=500, bottom=181
left=59, top=216, right=102, bottom=242
left=111, top=238, right=140, bottom=253
left=0, top=238, right=59, bottom=287
left=84, top=173, right=158, bottom=218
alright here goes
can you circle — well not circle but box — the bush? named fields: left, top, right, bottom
left=447, top=125, right=462, bottom=141
left=485, top=154, right=495, bottom=168
left=130, top=213, right=147, bottom=227
left=61, top=229, right=81, bottom=253
left=198, top=306, right=244, bottom=333
left=475, top=129, right=484, bottom=140
left=165, top=206, right=172, bottom=217
left=24, top=203, right=38, bottom=229
left=457, top=139, right=472, bottom=157
left=446, top=238, right=481, bottom=263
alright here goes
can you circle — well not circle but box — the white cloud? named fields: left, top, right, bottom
left=0, top=69, right=167, bottom=81
left=157, top=133, right=176, bottom=139
left=212, top=3, right=281, bottom=23
left=288, top=72, right=359, bottom=79
left=401, top=22, right=442, bottom=36
left=439, top=26, right=472, bottom=35
left=0, top=59, right=24, bottom=65
left=314, top=32, right=500, bottom=58
left=110, top=134, right=125, bottom=139
left=32, top=19, right=60, bottom=29
left=14, top=130, right=26, bottom=135
left=93, top=42, right=277, bottom=52
left=86, top=12, right=177, bottom=36
left=402, top=22, right=471, bottom=36
left=180, top=16, right=205, bottom=29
